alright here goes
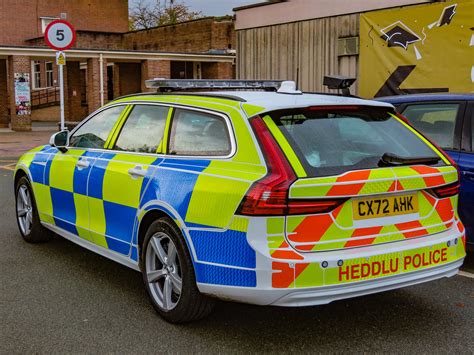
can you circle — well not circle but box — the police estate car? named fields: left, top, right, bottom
left=14, top=80, right=466, bottom=323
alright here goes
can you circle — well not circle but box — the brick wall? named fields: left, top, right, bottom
left=8, top=56, right=32, bottom=131
left=0, top=60, right=9, bottom=128
left=141, top=60, right=171, bottom=92
left=211, top=20, right=236, bottom=51
left=202, top=62, right=235, bottom=80
left=26, top=31, right=124, bottom=50
left=24, top=17, right=236, bottom=53
left=0, top=0, right=129, bottom=46
left=122, top=17, right=235, bottom=53
left=65, top=61, right=83, bottom=122
left=118, top=63, right=142, bottom=96
left=86, top=57, right=107, bottom=114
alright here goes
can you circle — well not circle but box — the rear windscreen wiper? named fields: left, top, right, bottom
left=378, top=152, right=441, bottom=167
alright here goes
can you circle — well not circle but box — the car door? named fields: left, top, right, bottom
left=49, top=105, right=127, bottom=241
left=87, top=104, right=170, bottom=260
left=458, top=102, right=474, bottom=243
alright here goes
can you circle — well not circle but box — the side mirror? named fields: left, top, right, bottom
left=49, top=130, right=69, bottom=152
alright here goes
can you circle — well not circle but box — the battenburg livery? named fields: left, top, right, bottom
left=14, top=80, right=466, bottom=323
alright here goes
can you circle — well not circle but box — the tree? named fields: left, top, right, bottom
left=129, top=0, right=203, bottom=30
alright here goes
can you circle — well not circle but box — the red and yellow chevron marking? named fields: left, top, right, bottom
left=286, top=166, right=458, bottom=253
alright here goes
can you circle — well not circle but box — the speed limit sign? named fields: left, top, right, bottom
left=44, top=20, right=76, bottom=51
left=44, top=19, right=76, bottom=131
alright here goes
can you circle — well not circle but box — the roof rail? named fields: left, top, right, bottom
left=144, top=79, right=287, bottom=92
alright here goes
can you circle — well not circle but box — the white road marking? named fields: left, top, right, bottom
left=458, top=271, right=474, bottom=279
left=0, top=165, right=15, bottom=171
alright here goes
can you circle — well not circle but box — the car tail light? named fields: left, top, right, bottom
left=237, top=116, right=346, bottom=216
left=430, top=181, right=460, bottom=199
left=286, top=199, right=347, bottom=215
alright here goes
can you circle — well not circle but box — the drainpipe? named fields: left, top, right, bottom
left=99, top=53, right=104, bottom=106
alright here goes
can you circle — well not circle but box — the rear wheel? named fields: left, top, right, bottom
left=141, top=218, right=215, bottom=323
left=15, top=176, right=52, bottom=243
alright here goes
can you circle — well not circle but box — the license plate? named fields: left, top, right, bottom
left=352, top=193, right=418, bottom=220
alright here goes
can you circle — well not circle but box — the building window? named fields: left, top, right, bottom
left=45, top=62, right=54, bottom=87
left=337, top=37, right=359, bottom=56
left=41, top=17, right=59, bottom=34
left=32, top=61, right=41, bottom=89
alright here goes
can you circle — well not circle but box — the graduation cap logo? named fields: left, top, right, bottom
left=380, top=21, right=421, bottom=50
left=438, top=4, right=457, bottom=27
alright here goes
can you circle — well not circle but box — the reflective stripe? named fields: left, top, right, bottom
left=390, top=112, right=451, bottom=165
left=262, top=115, right=307, bottom=177
left=158, top=106, right=174, bottom=154
left=105, top=104, right=133, bottom=149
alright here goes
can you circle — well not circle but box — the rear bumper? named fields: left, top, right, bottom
left=197, top=223, right=466, bottom=306
left=198, top=258, right=463, bottom=306
left=272, top=259, right=462, bottom=306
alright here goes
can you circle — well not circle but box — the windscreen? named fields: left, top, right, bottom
left=268, top=106, right=443, bottom=177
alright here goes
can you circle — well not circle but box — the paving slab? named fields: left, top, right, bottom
left=0, top=130, right=55, bottom=159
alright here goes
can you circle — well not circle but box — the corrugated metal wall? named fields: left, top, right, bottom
left=236, top=14, right=360, bottom=93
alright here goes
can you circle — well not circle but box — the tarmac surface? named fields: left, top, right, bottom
left=0, top=157, right=473, bottom=353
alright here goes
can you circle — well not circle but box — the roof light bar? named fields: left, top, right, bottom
left=144, top=79, right=287, bottom=92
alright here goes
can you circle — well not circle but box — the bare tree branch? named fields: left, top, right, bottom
left=129, top=0, right=203, bottom=30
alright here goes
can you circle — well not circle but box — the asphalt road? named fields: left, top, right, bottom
left=1, top=167, right=473, bottom=353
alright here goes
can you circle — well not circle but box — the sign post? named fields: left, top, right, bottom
left=44, top=20, right=76, bottom=131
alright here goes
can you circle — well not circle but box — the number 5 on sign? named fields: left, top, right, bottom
left=44, top=20, right=76, bottom=51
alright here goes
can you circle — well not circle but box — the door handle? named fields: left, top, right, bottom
left=128, top=165, right=147, bottom=179
left=76, top=159, right=90, bottom=169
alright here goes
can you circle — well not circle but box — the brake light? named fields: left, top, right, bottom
left=308, top=105, right=360, bottom=111
left=430, top=181, right=460, bottom=199
left=237, top=116, right=346, bottom=216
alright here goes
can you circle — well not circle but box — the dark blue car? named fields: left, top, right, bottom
left=376, top=94, right=474, bottom=249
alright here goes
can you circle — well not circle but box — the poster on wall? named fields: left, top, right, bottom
left=359, top=0, right=474, bottom=98
left=14, top=73, right=31, bottom=115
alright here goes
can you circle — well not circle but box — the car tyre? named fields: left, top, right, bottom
left=15, top=176, right=52, bottom=243
left=141, top=217, right=215, bottom=323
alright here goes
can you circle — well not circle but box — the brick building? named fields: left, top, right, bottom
left=0, top=0, right=235, bottom=131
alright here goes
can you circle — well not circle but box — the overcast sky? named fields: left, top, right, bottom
left=130, top=0, right=266, bottom=16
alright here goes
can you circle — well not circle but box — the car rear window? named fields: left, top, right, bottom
left=267, top=106, right=444, bottom=177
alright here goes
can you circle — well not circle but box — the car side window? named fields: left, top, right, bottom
left=114, top=105, right=169, bottom=153
left=401, top=103, right=460, bottom=150
left=470, top=112, right=473, bottom=152
left=169, top=109, right=231, bottom=156
left=69, top=106, right=125, bottom=149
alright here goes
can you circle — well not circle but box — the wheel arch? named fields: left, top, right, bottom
left=14, top=168, right=29, bottom=187
left=137, top=209, right=169, bottom=255
left=136, top=206, right=195, bottom=271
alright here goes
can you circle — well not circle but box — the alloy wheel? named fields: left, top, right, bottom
left=145, top=232, right=183, bottom=311
left=17, top=185, right=33, bottom=235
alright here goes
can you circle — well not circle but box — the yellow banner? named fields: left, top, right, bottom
left=360, top=0, right=474, bottom=98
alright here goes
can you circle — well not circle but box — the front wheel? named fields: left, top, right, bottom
left=141, top=218, right=215, bottom=323
left=15, top=176, right=52, bottom=243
